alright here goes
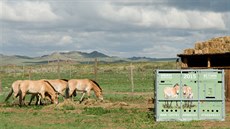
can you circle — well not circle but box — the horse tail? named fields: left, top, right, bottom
left=65, top=83, right=70, bottom=99
left=5, top=88, right=13, bottom=102
left=18, top=87, right=23, bottom=106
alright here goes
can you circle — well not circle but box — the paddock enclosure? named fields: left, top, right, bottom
left=0, top=62, right=230, bottom=128
left=155, top=69, right=225, bottom=121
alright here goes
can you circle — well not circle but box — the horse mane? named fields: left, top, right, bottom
left=90, top=79, right=102, bottom=91
left=44, top=80, right=58, bottom=92
left=60, top=79, right=68, bottom=82
left=174, top=83, right=179, bottom=87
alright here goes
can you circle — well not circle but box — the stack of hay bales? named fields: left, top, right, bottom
left=183, top=36, right=230, bottom=55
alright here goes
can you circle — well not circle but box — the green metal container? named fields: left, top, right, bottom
left=155, top=69, right=225, bottom=121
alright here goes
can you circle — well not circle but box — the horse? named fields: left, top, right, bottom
left=5, top=80, right=22, bottom=103
left=28, top=79, right=68, bottom=105
left=183, top=84, right=193, bottom=108
left=65, top=79, right=103, bottom=103
left=18, top=80, right=59, bottom=106
left=163, top=83, right=180, bottom=108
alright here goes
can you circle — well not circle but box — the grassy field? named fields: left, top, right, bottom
left=0, top=61, right=229, bottom=129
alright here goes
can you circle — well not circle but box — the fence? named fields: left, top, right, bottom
left=0, top=60, right=177, bottom=93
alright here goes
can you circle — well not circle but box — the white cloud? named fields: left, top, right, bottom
left=0, top=1, right=59, bottom=22
left=142, top=45, right=180, bottom=58
left=19, top=33, right=59, bottom=45
left=99, top=3, right=226, bottom=30
left=59, top=35, right=73, bottom=45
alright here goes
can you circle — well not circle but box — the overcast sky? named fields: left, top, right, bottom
left=0, top=0, right=230, bottom=58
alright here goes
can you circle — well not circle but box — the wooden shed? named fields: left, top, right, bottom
left=177, top=52, right=230, bottom=101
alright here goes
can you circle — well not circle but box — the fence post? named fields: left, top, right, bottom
left=69, top=62, right=72, bottom=78
left=0, top=80, right=2, bottom=93
left=29, top=66, right=32, bottom=80
left=22, top=65, right=25, bottom=78
left=57, top=58, right=60, bottom=79
left=13, top=65, right=16, bottom=77
left=130, top=63, right=134, bottom=92
left=94, top=58, right=98, bottom=81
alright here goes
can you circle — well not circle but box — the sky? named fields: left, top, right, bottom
left=0, top=0, right=230, bottom=58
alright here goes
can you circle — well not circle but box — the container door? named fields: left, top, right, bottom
left=156, top=70, right=181, bottom=121
left=199, top=70, right=224, bottom=120
left=181, top=70, right=199, bottom=120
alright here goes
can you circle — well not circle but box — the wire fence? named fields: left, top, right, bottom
left=0, top=60, right=178, bottom=93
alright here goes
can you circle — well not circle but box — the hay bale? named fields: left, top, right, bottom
left=184, top=49, right=194, bottom=54
left=224, top=44, right=230, bottom=52
left=194, top=49, right=202, bottom=54
left=209, top=48, right=222, bottom=53
left=195, top=42, right=204, bottom=50
left=202, top=48, right=209, bottom=54
left=203, top=42, right=209, bottom=48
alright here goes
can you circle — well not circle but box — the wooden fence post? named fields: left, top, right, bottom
left=13, top=65, right=16, bottom=77
left=94, top=58, right=98, bottom=81
left=0, top=80, right=2, bottom=93
left=57, top=58, right=60, bottom=79
left=130, top=63, right=134, bottom=92
left=29, top=66, right=32, bottom=80
left=22, top=65, right=25, bottom=78
left=69, top=62, right=72, bottom=78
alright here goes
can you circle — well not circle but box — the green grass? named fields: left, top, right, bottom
left=2, top=61, right=227, bottom=129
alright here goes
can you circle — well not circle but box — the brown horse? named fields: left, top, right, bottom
left=18, top=80, right=59, bottom=106
left=183, top=84, right=193, bottom=108
left=28, top=79, right=68, bottom=105
left=65, top=79, right=103, bottom=103
left=163, top=83, right=180, bottom=108
left=5, top=80, right=22, bottom=103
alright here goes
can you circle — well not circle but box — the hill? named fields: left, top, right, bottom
left=0, top=51, right=177, bottom=66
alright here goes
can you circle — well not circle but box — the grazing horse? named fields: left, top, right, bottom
left=18, top=80, right=59, bottom=106
left=183, top=84, right=193, bottom=108
left=5, top=80, right=22, bottom=103
left=65, top=79, right=103, bottom=103
left=163, top=83, right=180, bottom=108
left=28, top=79, right=68, bottom=105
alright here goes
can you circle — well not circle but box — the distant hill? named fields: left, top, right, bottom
left=0, top=51, right=177, bottom=66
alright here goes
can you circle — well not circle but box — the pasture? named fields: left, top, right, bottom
left=0, top=61, right=229, bottom=129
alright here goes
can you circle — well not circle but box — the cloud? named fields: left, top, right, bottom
left=59, top=35, right=73, bottom=45
left=142, top=45, right=180, bottom=58
left=0, top=1, right=59, bottom=22
left=99, top=2, right=226, bottom=30
left=0, top=0, right=229, bottom=58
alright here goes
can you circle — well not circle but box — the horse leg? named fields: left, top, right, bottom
left=28, top=94, right=36, bottom=105
left=79, top=91, right=86, bottom=103
left=38, top=93, right=45, bottom=105
left=36, top=94, right=44, bottom=105
left=19, top=92, right=26, bottom=106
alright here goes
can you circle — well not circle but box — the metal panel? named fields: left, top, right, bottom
left=155, top=69, right=225, bottom=121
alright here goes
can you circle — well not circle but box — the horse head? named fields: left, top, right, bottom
left=96, top=90, right=103, bottom=101
left=183, top=84, right=187, bottom=96
left=44, top=80, right=59, bottom=104
left=174, top=83, right=180, bottom=95
left=51, top=92, right=59, bottom=104
left=90, top=79, right=103, bottom=101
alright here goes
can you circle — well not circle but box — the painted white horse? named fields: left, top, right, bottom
left=163, top=83, right=180, bottom=108
left=183, top=84, right=193, bottom=108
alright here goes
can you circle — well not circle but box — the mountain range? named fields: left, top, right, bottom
left=0, top=51, right=177, bottom=65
